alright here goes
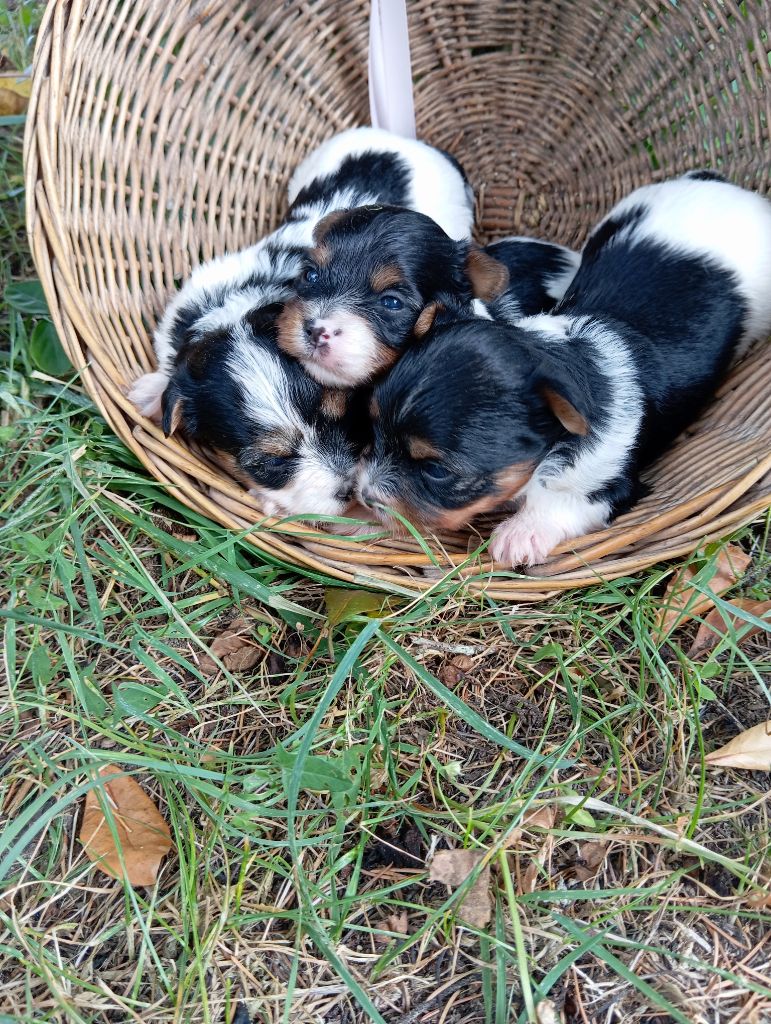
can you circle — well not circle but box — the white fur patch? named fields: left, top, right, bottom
left=255, top=442, right=350, bottom=519
left=544, top=250, right=581, bottom=301
left=128, top=371, right=168, bottom=420
left=226, top=326, right=305, bottom=436
left=472, top=299, right=494, bottom=320
left=598, top=176, right=771, bottom=346
left=288, top=126, right=474, bottom=241
left=301, top=310, right=384, bottom=387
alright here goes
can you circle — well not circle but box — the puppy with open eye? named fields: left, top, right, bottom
left=358, top=171, right=771, bottom=566
left=129, top=126, right=474, bottom=422
left=157, top=308, right=367, bottom=519
left=276, top=205, right=509, bottom=387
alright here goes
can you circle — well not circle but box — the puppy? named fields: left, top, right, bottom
left=131, top=126, right=474, bottom=418
left=130, top=127, right=472, bottom=518
left=158, top=310, right=367, bottom=518
left=358, top=171, right=771, bottom=565
left=276, top=205, right=509, bottom=387
left=483, top=237, right=580, bottom=323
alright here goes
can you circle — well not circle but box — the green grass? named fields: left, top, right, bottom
left=2, top=7, right=771, bottom=1024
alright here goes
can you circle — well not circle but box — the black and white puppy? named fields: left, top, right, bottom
left=276, top=205, right=509, bottom=387
left=358, top=171, right=771, bottom=564
left=129, top=127, right=472, bottom=518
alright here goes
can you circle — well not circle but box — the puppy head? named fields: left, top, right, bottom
left=357, top=318, right=591, bottom=532
left=160, top=315, right=365, bottom=519
left=276, top=205, right=508, bottom=388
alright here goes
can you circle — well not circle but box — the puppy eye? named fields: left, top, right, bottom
left=421, top=460, right=451, bottom=482
left=263, top=454, right=291, bottom=469
left=304, top=268, right=320, bottom=284
left=380, top=294, right=403, bottom=311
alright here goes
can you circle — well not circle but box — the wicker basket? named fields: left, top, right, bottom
left=25, top=1, right=771, bottom=600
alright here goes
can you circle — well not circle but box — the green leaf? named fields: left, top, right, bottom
left=29, top=320, right=72, bottom=376
left=5, top=279, right=49, bottom=317
left=29, top=645, right=55, bottom=686
left=275, top=747, right=359, bottom=796
left=113, top=682, right=167, bottom=719
left=79, top=679, right=110, bottom=719
left=324, top=587, right=389, bottom=627
left=696, top=677, right=719, bottom=696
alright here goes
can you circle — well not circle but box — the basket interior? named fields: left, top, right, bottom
left=26, top=0, right=771, bottom=598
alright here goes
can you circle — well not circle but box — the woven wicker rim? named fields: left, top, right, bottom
left=25, top=0, right=771, bottom=600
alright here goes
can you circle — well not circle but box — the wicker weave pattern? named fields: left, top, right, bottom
left=26, top=0, right=771, bottom=599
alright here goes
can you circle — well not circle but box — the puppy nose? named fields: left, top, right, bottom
left=336, top=485, right=352, bottom=503
left=359, top=485, right=375, bottom=507
left=310, top=325, right=328, bottom=347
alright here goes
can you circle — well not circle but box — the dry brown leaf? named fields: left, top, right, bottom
left=384, top=910, right=409, bottom=935
left=79, top=765, right=172, bottom=885
left=198, top=617, right=262, bottom=674
left=572, top=840, right=608, bottom=882
left=686, top=598, right=771, bottom=658
left=535, top=999, right=563, bottom=1024
left=428, top=849, right=492, bottom=929
left=505, top=804, right=557, bottom=847
left=0, top=72, right=31, bottom=116
left=656, top=543, right=751, bottom=636
left=438, top=654, right=475, bottom=686
left=704, top=721, right=771, bottom=771
left=746, top=889, right=771, bottom=909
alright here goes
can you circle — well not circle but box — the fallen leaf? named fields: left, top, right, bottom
left=439, top=654, right=475, bottom=686
left=324, top=587, right=388, bottom=627
left=704, top=721, right=771, bottom=771
left=79, top=765, right=172, bottom=885
left=428, top=849, right=492, bottom=929
left=746, top=889, right=771, bottom=909
left=572, top=840, right=608, bottom=882
left=0, top=72, right=30, bottom=116
left=687, top=598, right=771, bottom=658
left=383, top=910, right=409, bottom=935
left=536, top=999, right=562, bottom=1024
left=198, top=617, right=262, bottom=674
left=656, top=543, right=750, bottom=636
left=506, top=804, right=557, bottom=847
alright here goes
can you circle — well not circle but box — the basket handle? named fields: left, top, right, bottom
left=368, top=0, right=416, bottom=139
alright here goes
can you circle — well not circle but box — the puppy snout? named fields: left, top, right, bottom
left=306, top=319, right=343, bottom=350
left=359, top=484, right=376, bottom=507
left=336, top=484, right=353, bottom=504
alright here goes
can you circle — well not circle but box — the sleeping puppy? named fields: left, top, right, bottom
left=483, top=237, right=580, bottom=323
left=129, top=127, right=472, bottom=517
left=158, top=308, right=367, bottom=519
left=357, top=171, right=771, bottom=565
left=276, top=205, right=509, bottom=387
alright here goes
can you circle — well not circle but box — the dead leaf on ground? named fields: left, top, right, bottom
left=704, top=721, right=771, bottom=771
left=0, top=72, right=30, bottom=116
left=505, top=804, right=557, bottom=847
left=383, top=910, right=409, bottom=935
left=439, top=654, right=475, bottom=686
left=79, top=765, right=172, bottom=885
left=428, top=849, right=492, bottom=929
left=656, top=543, right=751, bottom=636
left=536, top=999, right=563, bottom=1024
left=198, top=617, right=262, bottom=674
left=572, top=840, right=609, bottom=882
left=687, top=598, right=771, bottom=658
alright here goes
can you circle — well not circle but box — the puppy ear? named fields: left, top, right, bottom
left=413, top=301, right=444, bottom=339
left=465, top=245, right=509, bottom=301
left=312, top=209, right=350, bottom=245
left=536, top=356, right=591, bottom=436
left=541, top=385, right=589, bottom=436
left=161, top=380, right=184, bottom=437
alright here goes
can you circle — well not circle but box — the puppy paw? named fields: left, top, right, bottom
left=489, top=514, right=562, bottom=567
left=128, top=371, right=167, bottom=421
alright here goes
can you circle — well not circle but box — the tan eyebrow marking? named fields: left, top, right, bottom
left=407, top=436, right=443, bottom=460
left=370, top=264, right=404, bottom=291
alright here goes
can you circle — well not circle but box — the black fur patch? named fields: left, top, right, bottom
left=288, top=151, right=412, bottom=215
left=686, top=169, right=726, bottom=182
left=485, top=239, right=577, bottom=318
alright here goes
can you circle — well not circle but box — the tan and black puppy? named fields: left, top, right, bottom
left=276, top=205, right=508, bottom=388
